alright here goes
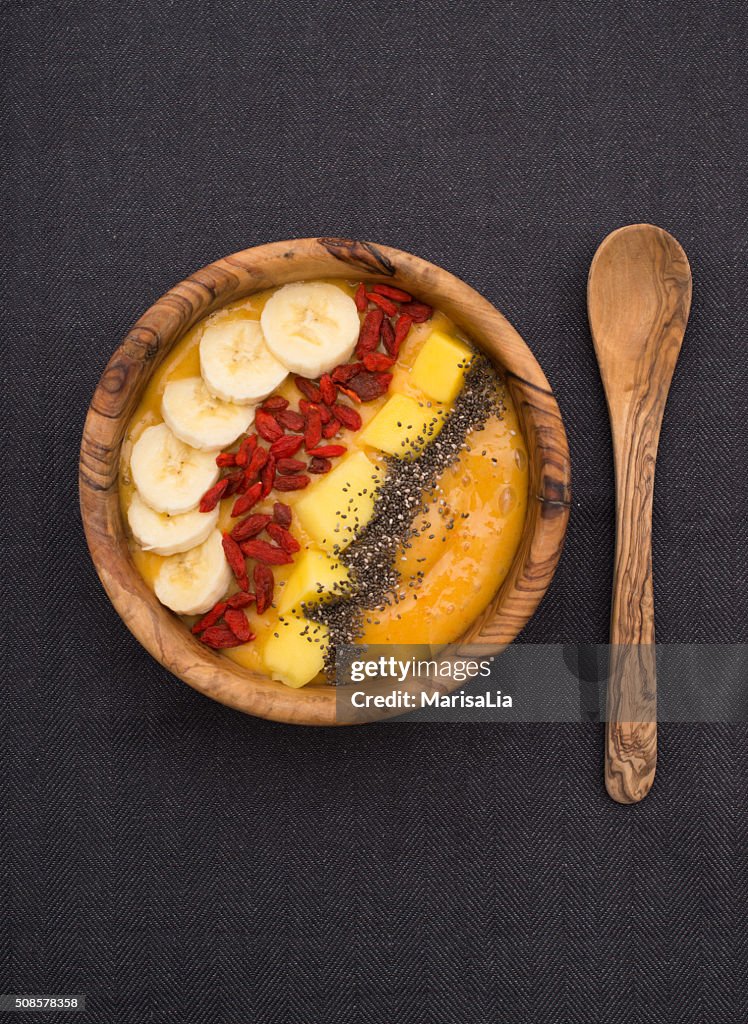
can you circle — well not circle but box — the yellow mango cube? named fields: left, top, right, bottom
left=294, top=451, right=382, bottom=552
left=262, top=614, right=329, bottom=688
left=411, top=330, right=474, bottom=403
left=278, top=548, right=351, bottom=614
left=360, top=393, right=445, bottom=459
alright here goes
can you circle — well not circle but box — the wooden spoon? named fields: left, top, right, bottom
left=587, top=224, right=692, bottom=803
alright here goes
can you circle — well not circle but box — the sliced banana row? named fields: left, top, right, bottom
left=128, top=282, right=360, bottom=617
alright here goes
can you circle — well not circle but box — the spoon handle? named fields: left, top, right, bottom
left=605, top=428, right=658, bottom=803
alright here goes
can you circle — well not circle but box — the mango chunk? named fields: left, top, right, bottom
left=278, top=548, right=351, bottom=614
left=411, top=330, right=474, bottom=403
left=360, top=393, right=445, bottom=459
left=295, top=451, right=382, bottom=552
left=263, top=614, right=329, bottom=688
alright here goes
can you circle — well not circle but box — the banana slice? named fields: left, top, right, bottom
left=130, top=423, right=219, bottom=515
left=200, top=319, right=287, bottom=404
left=162, top=377, right=255, bottom=451
left=260, top=282, right=360, bottom=377
left=127, top=491, right=219, bottom=556
left=154, top=529, right=233, bottom=616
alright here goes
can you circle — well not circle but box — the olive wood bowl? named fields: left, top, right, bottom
left=80, top=238, right=571, bottom=725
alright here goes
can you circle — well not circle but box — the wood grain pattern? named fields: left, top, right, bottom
left=588, top=224, right=691, bottom=802
left=80, top=238, right=571, bottom=725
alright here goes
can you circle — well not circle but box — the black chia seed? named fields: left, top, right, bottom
left=305, top=356, right=505, bottom=678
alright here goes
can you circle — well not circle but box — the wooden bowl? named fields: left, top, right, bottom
left=80, top=238, right=571, bottom=725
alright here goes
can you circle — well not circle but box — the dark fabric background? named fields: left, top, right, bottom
left=3, top=2, right=747, bottom=1022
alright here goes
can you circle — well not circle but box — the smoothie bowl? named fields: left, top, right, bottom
left=80, top=239, right=570, bottom=725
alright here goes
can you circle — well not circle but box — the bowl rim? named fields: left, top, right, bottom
left=79, top=237, right=571, bottom=725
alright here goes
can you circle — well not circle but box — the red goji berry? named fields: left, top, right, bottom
left=254, top=563, right=274, bottom=614
left=231, top=513, right=273, bottom=542
left=261, top=395, right=289, bottom=412
left=380, top=318, right=396, bottom=356
left=222, top=533, right=249, bottom=590
left=255, top=409, right=283, bottom=442
left=354, top=282, right=368, bottom=312
left=269, top=434, right=304, bottom=458
left=260, top=454, right=276, bottom=498
left=372, top=283, right=413, bottom=303
left=366, top=292, right=397, bottom=317
left=332, top=362, right=364, bottom=384
left=273, top=502, right=292, bottom=528
left=347, top=371, right=392, bottom=401
left=240, top=539, right=293, bottom=565
left=308, top=457, right=332, bottom=474
left=235, top=433, right=258, bottom=467
left=199, top=477, right=229, bottom=513
left=246, top=445, right=269, bottom=476
left=319, top=374, right=337, bottom=405
left=200, top=626, right=245, bottom=649
left=392, top=314, right=413, bottom=355
left=267, top=522, right=301, bottom=553
left=226, top=591, right=257, bottom=609
left=223, top=470, right=245, bottom=497
left=294, top=376, right=322, bottom=403
left=276, top=409, right=305, bottom=433
left=304, top=407, right=322, bottom=450
left=305, top=444, right=347, bottom=458
left=363, top=351, right=396, bottom=372
left=216, top=452, right=237, bottom=468
left=398, top=300, right=433, bottom=322
left=191, top=601, right=227, bottom=634
left=355, top=308, right=384, bottom=357
left=274, top=474, right=311, bottom=491
left=224, top=608, right=254, bottom=643
left=322, top=418, right=340, bottom=439
left=333, top=404, right=362, bottom=431
left=231, top=481, right=262, bottom=518
left=277, top=457, right=305, bottom=475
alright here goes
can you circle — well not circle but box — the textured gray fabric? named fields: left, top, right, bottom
left=3, top=1, right=747, bottom=1021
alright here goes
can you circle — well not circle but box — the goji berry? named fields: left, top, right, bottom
left=200, top=626, right=244, bottom=649
left=269, top=434, right=304, bottom=458
left=347, top=371, right=392, bottom=401
left=276, top=409, right=305, bottom=433
left=398, top=300, right=433, bottom=322
left=216, top=452, right=237, bottom=468
left=260, top=454, right=276, bottom=498
left=231, top=481, right=262, bottom=517
left=199, top=477, right=229, bottom=513
left=319, top=374, right=337, bottom=405
left=295, top=376, right=322, bottom=403
left=381, top=318, right=396, bottom=356
left=267, top=522, right=301, bottom=553
left=355, top=308, right=384, bottom=357
left=274, top=474, right=311, bottom=491
left=367, top=292, right=397, bottom=316
left=306, top=444, right=347, bottom=458
left=255, top=409, right=283, bottom=442
left=222, top=533, right=249, bottom=590
left=224, top=608, right=254, bottom=643
left=372, top=283, right=413, bottom=302
left=308, top=457, right=332, bottom=474
left=272, top=502, right=292, bottom=528
left=246, top=445, right=269, bottom=476
left=191, top=601, right=227, bottom=634
left=254, top=563, right=274, bottom=614
left=322, top=418, right=340, bottom=438
left=226, top=591, right=257, bottom=609
left=304, top=407, right=322, bottom=450
left=261, top=395, right=289, bottom=412
left=333, top=404, right=362, bottom=431
left=392, top=314, right=413, bottom=354
left=277, top=457, right=305, bottom=475
left=235, top=433, right=258, bottom=467
left=240, top=539, right=293, bottom=565
left=354, top=282, right=368, bottom=312
left=363, top=351, right=396, bottom=372
left=332, top=362, right=363, bottom=384
left=231, top=513, right=273, bottom=542
left=223, top=470, right=245, bottom=497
